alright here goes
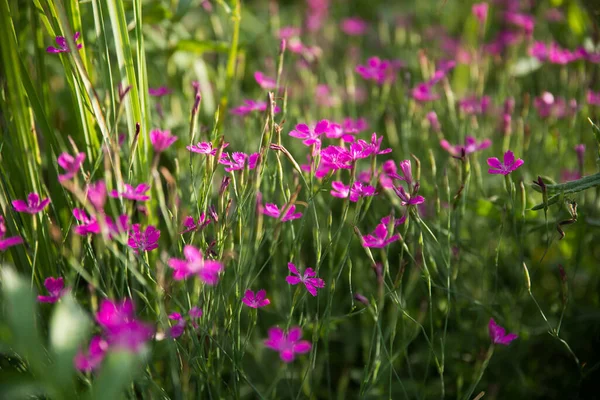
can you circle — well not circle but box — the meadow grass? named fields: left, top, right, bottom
left=1, top=0, right=600, bottom=399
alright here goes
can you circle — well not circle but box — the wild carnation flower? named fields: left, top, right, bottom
left=180, top=214, right=211, bottom=234
left=167, top=245, right=224, bottom=284
left=341, top=17, right=368, bottom=35
left=86, top=180, right=107, bottom=210
left=148, top=86, right=172, bottom=96
left=106, top=215, right=130, bottom=238
left=12, top=193, right=51, bottom=214
left=362, top=223, right=400, bottom=248
left=187, top=141, right=229, bottom=155
left=46, top=32, right=82, bottom=53
left=37, top=277, right=66, bottom=303
left=440, top=136, right=492, bottom=157
left=388, top=160, right=414, bottom=188
left=74, top=336, right=108, bottom=372
left=368, top=133, right=392, bottom=155
left=504, top=11, right=535, bottom=35
left=57, top=152, right=86, bottom=182
left=72, top=208, right=101, bottom=235
left=109, top=183, right=151, bottom=202
left=488, top=318, right=518, bottom=345
left=487, top=150, right=524, bottom=175
left=231, top=99, right=280, bottom=115
left=426, top=111, right=441, bottom=132
left=458, top=95, right=491, bottom=115
left=262, top=203, right=303, bottom=221
left=127, top=224, right=160, bottom=254
left=330, top=181, right=376, bottom=202
left=587, top=90, right=600, bottom=106
left=242, top=289, right=271, bottom=308
left=150, top=129, right=177, bottom=152
left=254, top=71, right=277, bottom=90
left=264, top=326, right=312, bottom=363
left=411, top=83, right=440, bottom=102
left=289, top=120, right=330, bottom=146
left=219, top=152, right=259, bottom=172
left=394, top=186, right=425, bottom=206
left=472, top=3, right=488, bottom=23
left=356, top=57, right=404, bottom=84
left=95, top=299, right=153, bottom=352
left=189, top=306, right=203, bottom=328
left=168, top=313, right=186, bottom=338
left=286, top=262, right=325, bottom=296
left=0, top=216, right=23, bottom=251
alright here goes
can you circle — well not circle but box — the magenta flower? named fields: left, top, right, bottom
left=149, top=86, right=172, bottom=96
left=72, top=208, right=101, bottom=236
left=167, top=245, right=224, bottom=284
left=362, top=223, right=400, bottom=248
left=356, top=57, right=403, bottom=84
left=487, top=150, right=524, bottom=175
left=440, top=136, right=492, bottom=157
left=262, top=203, right=303, bottom=221
left=368, top=133, right=392, bottom=155
left=96, top=298, right=135, bottom=329
left=330, top=181, right=376, bottom=202
left=12, top=193, right=50, bottom=214
left=329, top=117, right=369, bottom=142
left=86, top=180, right=107, bottom=210
left=150, top=129, right=177, bottom=152
left=74, top=336, right=108, bottom=372
left=472, top=3, right=488, bottom=23
left=37, top=277, right=67, bottom=303
left=168, top=313, right=186, bottom=338
left=341, top=17, right=368, bottom=36
left=587, top=90, right=600, bottom=106
left=428, top=60, right=456, bottom=85
left=109, top=183, right=150, bottom=202
left=394, top=186, right=425, bottom=206
left=388, top=160, right=414, bottom=187
left=411, top=83, right=440, bottom=102
left=231, top=99, right=280, bottom=115
left=219, top=152, right=259, bottom=172
left=426, top=111, right=441, bottom=132
left=488, top=318, right=518, bottom=345
left=458, top=95, right=491, bottom=115
left=0, top=216, right=23, bottom=251
left=315, top=145, right=353, bottom=177
left=242, top=289, right=271, bottom=308
left=187, top=141, right=229, bottom=155
left=286, top=262, right=325, bottom=297
left=180, top=214, right=211, bottom=234
left=189, top=306, right=203, bottom=329
left=57, top=152, right=86, bottom=182
left=106, top=215, right=130, bottom=238
left=254, top=71, right=277, bottom=90
left=504, top=11, right=535, bottom=35
left=127, top=224, right=160, bottom=254
left=93, top=298, right=154, bottom=352
left=289, top=120, right=330, bottom=146
left=264, top=326, right=312, bottom=363
left=46, top=32, right=82, bottom=53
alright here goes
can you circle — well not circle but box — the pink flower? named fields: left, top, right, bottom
left=394, top=186, right=425, bottom=206
left=127, top=224, right=160, bottom=254
left=12, top=193, right=51, bottom=214
left=488, top=318, right=518, bottom=345
left=86, top=180, right=107, bottom=210
left=189, top=306, right=203, bottom=329
left=254, top=71, right=277, bottom=90
left=72, top=208, right=101, bottom=235
left=262, top=203, right=303, bottom=221
left=46, top=32, right=82, bottom=53
left=388, top=160, right=414, bottom=187
left=148, top=86, right=172, bottom=96
left=487, top=150, right=524, bottom=175
left=286, top=262, right=325, bottom=296
left=168, top=313, right=186, bottom=338
left=428, top=60, right=456, bottom=85
left=37, top=277, right=66, bottom=303
left=356, top=57, right=403, bottom=84
left=58, top=153, right=85, bottom=183
left=0, top=216, right=23, bottom=251
left=109, top=183, right=151, bottom=202
left=150, top=129, right=177, bottom=152
left=362, top=224, right=400, bottom=248
left=440, top=136, right=492, bottom=157
left=504, top=12, right=535, bottom=35
left=96, top=299, right=135, bottom=330
left=587, top=90, right=600, bottom=106
left=426, top=112, right=441, bottom=132
left=167, top=245, right=224, bottom=284
left=105, top=215, right=129, bottom=238
left=264, top=326, right=312, bottom=363
left=411, top=83, right=439, bottom=102
left=472, top=3, right=489, bottom=23
left=180, top=214, right=211, bottom=234
left=231, top=100, right=280, bottom=115
left=219, top=152, right=259, bottom=172
left=74, top=336, right=108, bottom=372
left=341, top=17, right=368, bottom=36
left=242, top=289, right=271, bottom=308
left=278, top=26, right=300, bottom=40
left=289, top=120, right=330, bottom=146
left=187, top=141, right=229, bottom=155
left=330, top=181, right=376, bottom=202
left=458, top=95, right=491, bottom=115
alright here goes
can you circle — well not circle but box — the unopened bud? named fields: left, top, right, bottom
left=522, top=262, right=531, bottom=291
